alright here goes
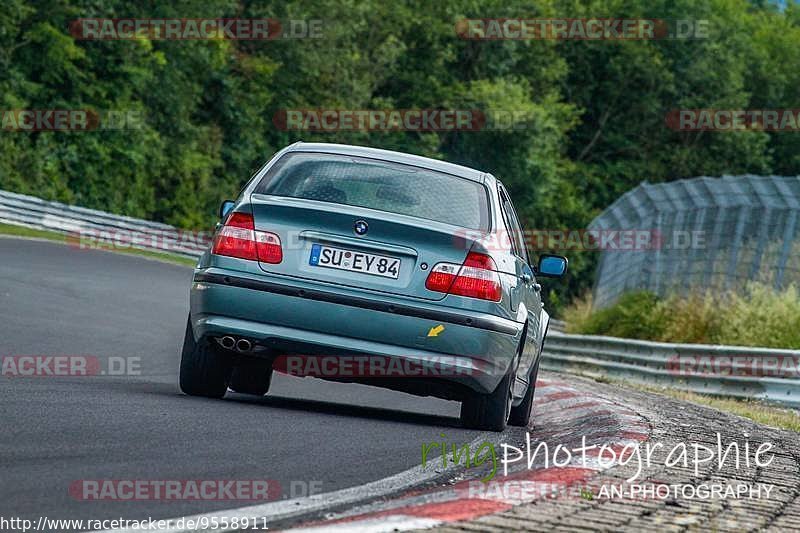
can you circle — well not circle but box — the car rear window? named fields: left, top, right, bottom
left=252, top=152, right=489, bottom=230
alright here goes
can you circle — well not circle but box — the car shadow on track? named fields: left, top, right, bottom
left=225, top=393, right=464, bottom=429
left=108, top=377, right=466, bottom=429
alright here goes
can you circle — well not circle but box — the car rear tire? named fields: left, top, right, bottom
left=509, top=355, right=541, bottom=427
left=179, top=317, right=232, bottom=399
left=229, top=358, right=273, bottom=396
left=460, top=366, right=514, bottom=432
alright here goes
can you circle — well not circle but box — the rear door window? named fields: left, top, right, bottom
left=498, top=185, right=529, bottom=263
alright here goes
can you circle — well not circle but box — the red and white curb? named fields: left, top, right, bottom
left=281, top=379, right=651, bottom=532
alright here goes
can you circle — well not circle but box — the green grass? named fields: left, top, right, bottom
left=624, top=381, right=800, bottom=433
left=564, top=286, right=800, bottom=349
left=0, top=222, right=68, bottom=242
left=0, top=223, right=198, bottom=267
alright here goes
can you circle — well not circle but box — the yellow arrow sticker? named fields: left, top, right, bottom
left=427, top=324, right=445, bottom=337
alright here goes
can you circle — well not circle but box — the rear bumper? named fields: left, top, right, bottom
left=190, top=268, right=523, bottom=396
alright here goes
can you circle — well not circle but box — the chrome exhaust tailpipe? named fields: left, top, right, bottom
left=236, top=339, right=252, bottom=353
left=220, top=336, right=236, bottom=350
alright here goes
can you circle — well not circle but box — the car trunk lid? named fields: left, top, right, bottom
left=249, top=194, right=479, bottom=301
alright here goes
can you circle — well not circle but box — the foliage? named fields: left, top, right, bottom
left=566, top=284, right=800, bottom=349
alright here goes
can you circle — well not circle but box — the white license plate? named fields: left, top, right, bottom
left=309, top=244, right=400, bottom=279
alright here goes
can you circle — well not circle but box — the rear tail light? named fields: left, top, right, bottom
left=211, top=211, right=283, bottom=264
left=425, top=252, right=502, bottom=302
left=255, top=232, right=283, bottom=263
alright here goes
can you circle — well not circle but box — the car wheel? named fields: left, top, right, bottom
left=179, top=316, right=232, bottom=398
left=460, top=365, right=514, bottom=432
left=229, top=357, right=273, bottom=396
left=509, top=355, right=541, bottom=427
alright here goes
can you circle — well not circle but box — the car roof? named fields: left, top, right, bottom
left=285, top=142, right=489, bottom=183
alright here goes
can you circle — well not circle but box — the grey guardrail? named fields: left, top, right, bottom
left=0, top=190, right=207, bottom=258
left=542, top=331, right=800, bottom=408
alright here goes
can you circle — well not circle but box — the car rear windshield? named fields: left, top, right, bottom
left=252, top=152, right=489, bottom=230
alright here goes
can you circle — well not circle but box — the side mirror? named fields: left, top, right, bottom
left=537, top=254, right=568, bottom=278
left=219, top=200, right=235, bottom=220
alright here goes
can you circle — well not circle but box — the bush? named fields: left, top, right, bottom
left=566, top=291, right=666, bottom=340
left=655, top=292, right=721, bottom=345
left=715, top=284, right=800, bottom=349
left=564, top=283, right=800, bottom=349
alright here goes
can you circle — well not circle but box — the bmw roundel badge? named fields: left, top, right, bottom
left=354, top=220, right=369, bottom=235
